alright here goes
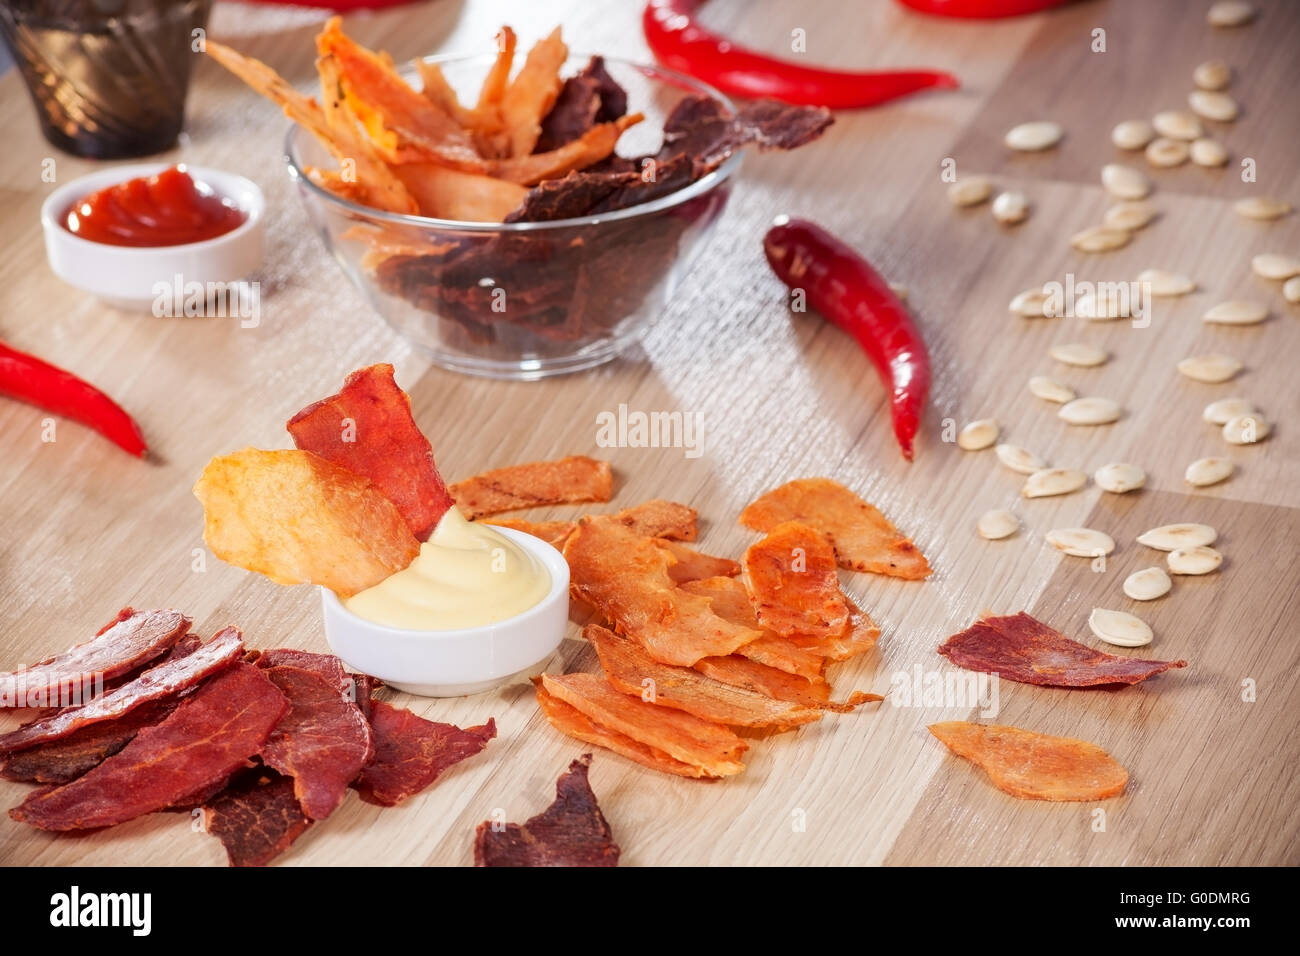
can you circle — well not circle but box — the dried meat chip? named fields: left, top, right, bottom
left=261, top=665, right=374, bottom=821
left=587, top=625, right=822, bottom=730
left=563, top=515, right=760, bottom=666
left=536, top=72, right=601, bottom=153
left=694, top=656, right=877, bottom=712
left=450, top=455, right=613, bottom=519
left=0, top=627, right=243, bottom=755
left=204, top=768, right=313, bottom=867
left=583, top=56, right=627, bottom=124
left=659, top=540, right=739, bottom=584
left=679, top=576, right=822, bottom=680
left=535, top=685, right=700, bottom=777
left=0, top=698, right=178, bottom=785
left=537, top=672, right=746, bottom=777
left=354, top=700, right=496, bottom=806
left=0, top=608, right=191, bottom=709
left=613, top=499, right=697, bottom=541
left=742, top=521, right=850, bottom=639
left=740, top=478, right=930, bottom=579
left=286, top=364, right=454, bottom=540
left=929, top=721, right=1129, bottom=801
left=474, top=753, right=620, bottom=867
left=9, top=663, right=287, bottom=831
left=938, top=612, right=1187, bottom=687
left=658, top=95, right=833, bottom=171
left=483, top=517, right=577, bottom=549
left=791, top=596, right=880, bottom=662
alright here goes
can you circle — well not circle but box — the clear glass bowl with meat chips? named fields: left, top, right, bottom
left=286, top=53, right=741, bottom=380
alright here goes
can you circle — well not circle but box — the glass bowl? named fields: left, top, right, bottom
left=286, top=53, right=741, bottom=379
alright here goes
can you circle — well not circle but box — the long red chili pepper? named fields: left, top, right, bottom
left=897, top=0, right=1073, bottom=18
left=0, top=342, right=147, bottom=457
left=643, top=0, right=958, bottom=109
left=763, top=219, right=930, bottom=461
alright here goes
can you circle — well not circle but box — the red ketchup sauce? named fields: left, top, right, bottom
left=64, top=165, right=246, bottom=247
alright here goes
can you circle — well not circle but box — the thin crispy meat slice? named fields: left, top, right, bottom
left=612, top=499, right=697, bottom=541
left=790, top=596, right=881, bottom=662
left=535, top=71, right=600, bottom=153
left=483, top=518, right=577, bottom=549
left=476, top=27, right=516, bottom=113
left=260, top=666, right=374, bottom=821
left=694, top=656, right=879, bottom=712
left=742, top=521, right=850, bottom=639
left=0, top=608, right=190, bottom=709
left=535, top=686, right=701, bottom=777
left=537, top=673, right=746, bottom=777
left=659, top=540, right=739, bottom=584
left=938, top=612, right=1188, bottom=687
left=286, top=364, right=454, bottom=541
left=253, top=648, right=375, bottom=715
left=415, top=59, right=475, bottom=126
left=497, top=26, right=568, bottom=157
left=929, top=721, right=1129, bottom=801
left=0, top=698, right=177, bottom=784
left=474, top=753, right=620, bottom=866
left=740, top=477, right=931, bottom=579
left=392, top=162, right=528, bottom=221
left=450, top=455, right=613, bottom=519
left=587, top=625, right=822, bottom=730
left=489, top=114, right=644, bottom=185
left=657, top=95, right=833, bottom=171
left=9, top=663, right=288, bottom=831
left=0, top=627, right=243, bottom=754
left=680, top=576, right=823, bottom=680
left=354, top=700, right=496, bottom=806
left=204, top=768, right=313, bottom=867
left=563, top=515, right=761, bottom=666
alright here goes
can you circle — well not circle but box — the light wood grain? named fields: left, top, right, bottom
left=1, top=0, right=1297, bottom=866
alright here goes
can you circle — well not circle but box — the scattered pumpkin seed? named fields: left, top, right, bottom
left=1190, top=137, right=1229, bottom=167
left=1059, top=396, right=1121, bottom=425
left=1207, top=1, right=1256, bottom=27
left=1029, top=375, right=1076, bottom=403
left=1102, top=163, right=1151, bottom=199
left=1077, top=288, right=1136, bottom=320
left=1137, top=523, right=1217, bottom=551
left=1284, top=276, right=1300, bottom=303
left=1047, top=527, right=1115, bottom=557
left=948, top=176, right=993, bottom=207
left=1089, top=608, right=1153, bottom=647
left=1167, top=545, right=1223, bottom=575
left=1251, top=253, right=1300, bottom=280
left=1222, top=413, right=1271, bottom=444
left=977, top=509, right=1019, bottom=540
left=992, top=191, right=1030, bottom=224
left=1111, top=119, right=1155, bottom=150
left=1234, top=197, right=1292, bottom=220
left=1188, top=89, right=1239, bottom=122
left=1104, top=200, right=1158, bottom=231
left=1152, top=110, right=1202, bottom=141
left=1022, top=467, right=1087, bottom=498
left=1050, top=342, right=1108, bottom=367
left=1124, top=567, right=1172, bottom=601
left=1094, top=462, right=1145, bottom=493
left=1071, top=225, right=1131, bottom=253
left=1138, top=268, right=1196, bottom=296
left=1005, top=121, right=1063, bottom=151
left=1010, top=287, right=1052, bottom=317
left=1193, top=59, right=1231, bottom=90
left=1145, top=137, right=1191, bottom=167
left=995, top=443, right=1047, bottom=474
left=1177, top=353, right=1243, bottom=383
left=1203, top=300, right=1268, bottom=325
left=1203, top=396, right=1258, bottom=424
left=1185, top=457, right=1234, bottom=486
left=957, top=418, right=999, bottom=450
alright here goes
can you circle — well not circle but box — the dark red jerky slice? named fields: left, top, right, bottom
left=8, top=663, right=287, bottom=831
left=657, top=95, right=833, bottom=170
left=535, top=56, right=629, bottom=153
left=261, top=666, right=373, bottom=821
left=257, top=648, right=349, bottom=691
left=584, top=56, right=628, bottom=124
left=474, top=754, right=619, bottom=867
left=938, top=611, right=1188, bottom=687
left=354, top=700, right=496, bottom=807
left=0, top=608, right=190, bottom=709
left=0, top=698, right=178, bottom=784
left=0, top=627, right=244, bottom=755
left=204, top=768, right=312, bottom=867
left=350, top=673, right=379, bottom=721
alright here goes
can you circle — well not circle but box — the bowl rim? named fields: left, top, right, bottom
left=320, top=524, right=571, bottom=639
left=283, top=50, right=744, bottom=233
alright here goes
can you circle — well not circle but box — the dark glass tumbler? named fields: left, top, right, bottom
left=0, top=0, right=213, bottom=159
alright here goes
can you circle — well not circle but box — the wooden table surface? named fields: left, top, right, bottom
left=1, top=0, right=1297, bottom=866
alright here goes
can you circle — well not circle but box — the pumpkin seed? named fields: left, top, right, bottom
left=995, top=443, right=1047, bottom=474
left=992, top=191, right=1030, bottom=224
left=1010, top=288, right=1052, bottom=317
left=1022, top=467, right=1087, bottom=498
left=1285, top=276, right=1300, bottom=303
left=1059, top=397, right=1121, bottom=425
left=1050, top=342, right=1108, bottom=367
left=957, top=418, right=999, bottom=450
left=1089, top=608, right=1153, bottom=647
left=1185, top=457, right=1234, bottom=486
left=1203, top=396, right=1258, bottom=424
left=1124, top=567, right=1172, bottom=601
left=889, top=283, right=908, bottom=301
left=1137, top=523, right=1217, bottom=551
left=1047, top=527, right=1115, bottom=557
left=1203, top=300, right=1268, bottom=325
left=1188, top=89, right=1239, bottom=122
left=1190, top=137, right=1229, bottom=167
left=1234, top=197, right=1292, bottom=220
left=1222, top=413, right=1271, bottom=444
left=1167, top=545, right=1223, bottom=575
left=1207, top=1, right=1256, bottom=27
left=1104, top=200, right=1158, bottom=231
left=949, top=176, right=993, bottom=207
left=977, top=509, right=1019, bottom=540
left=1193, top=59, right=1231, bottom=90
left=1071, top=226, right=1131, bottom=253
left=1111, top=119, right=1155, bottom=150
left=1005, top=121, right=1063, bottom=151
left=1251, top=253, right=1300, bottom=280
left=1177, top=353, right=1242, bottom=383
left=1102, top=163, right=1151, bottom=199
left=1029, top=375, right=1076, bottom=403
left=1152, top=110, right=1202, bottom=141
left=1077, top=289, right=1136, bottom=320
left=1145, top=137, right=1190, bottom=167
left=1138, top=268, right=1196, bottom=296
left=1094, top=462, right=1145, bottom=493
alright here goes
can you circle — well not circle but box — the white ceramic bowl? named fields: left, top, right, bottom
left=320, top=527, right=570, bottom=697
left=41, top=163, right=264, bottom=311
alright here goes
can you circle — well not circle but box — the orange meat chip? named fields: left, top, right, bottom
left=450, top=456, right=613, bottom=519
left=740, top=478, right=931, bottom=579
left=194, top=448, right=420, bottom=598
left=586, top=625, right=822, bottom=730
left=693, top=656, right=879, bottom=713
left=790, top=597, right=880, bottom=662
left=496, top=26, right=568, bottom=157
left=483, top=518, right=577, bottom=550
left=613, top=499, right=697, bottom=541
left=929, top=721, right=1129, bottom=801
left=563, top=516, right=761, bottom=666
left=535, top=684, right=699, bottom=778
left=659, top=541, right=739, bottom=584
left=536, top=673, right=746, bottom=777
left=680, top=576, right=824, bottom=680
left=742, top=521, right=849, bottom=639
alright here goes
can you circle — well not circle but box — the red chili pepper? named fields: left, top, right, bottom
left=897, top=0, right=1073, bottom=18
left=643, top=0, right=958, bottom=109
left=0, top=342, right=148, bottom=457
left=763, top=219, right=930, bottom=461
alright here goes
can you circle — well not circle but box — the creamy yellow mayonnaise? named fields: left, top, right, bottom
left=344, top=508, right=549, bottom=630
